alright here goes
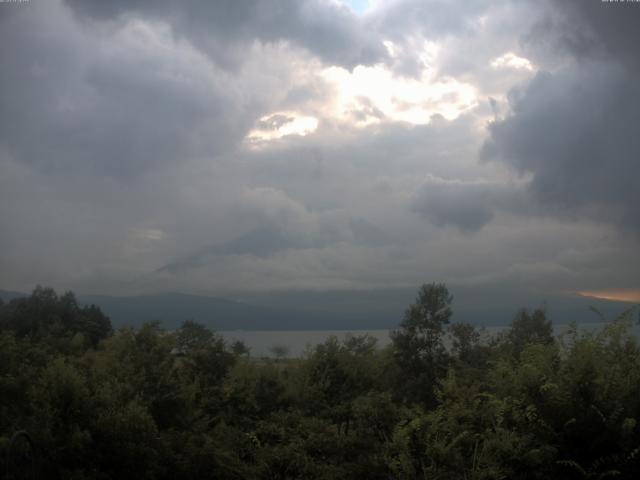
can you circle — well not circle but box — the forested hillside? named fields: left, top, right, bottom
left=1, top=285, right=640, bottom=479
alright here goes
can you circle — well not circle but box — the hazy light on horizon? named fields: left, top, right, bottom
left=577, top=289, right=640, bottom=304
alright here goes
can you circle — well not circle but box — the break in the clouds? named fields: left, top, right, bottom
left=0, top=0, right=638, bottom=301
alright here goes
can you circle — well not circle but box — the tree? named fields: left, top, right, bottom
left=0, top=286, right=111, bottom=350
left=270, top=344, right=290, bottom=361
left=231, top=340, right=250, bottom=357
left=176, top=319, right=215, bottom=353
left=390, top=282, right=453, bottom=406
left=508, top=308, right=554, bottom=357
left=448, top=321, right=491, bottom=369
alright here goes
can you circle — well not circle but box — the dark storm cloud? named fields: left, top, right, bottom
left=482, top=1, right=640, bottom=231
left=157, top=218, right=389, bottom=275
left=157, top=227, right=296, bottom=274
left=411, top=179, right=524, bottom=233
left=349, top=218, right=388, bottom=246
left=0, top=3, right=249, bottom=178
left=532, top=0, right=640, bottom=70
left=64, top=0, right=387, bottom=69
left=412, top=183, right=494, bottom=233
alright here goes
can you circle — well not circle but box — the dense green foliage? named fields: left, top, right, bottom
left=1, top=284, right=640, bottom=479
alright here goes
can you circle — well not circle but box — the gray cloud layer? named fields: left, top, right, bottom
left=1, top=0, right=637, bottom=299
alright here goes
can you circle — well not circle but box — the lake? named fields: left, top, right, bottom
left=219, top=321, right=638, bottom=357
left=219, top=329, right=392, bottom=357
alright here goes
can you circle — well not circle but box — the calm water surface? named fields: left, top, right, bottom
left=220, top=322, right=637, bottom=357
left=220, top=329, right=392, bottom=357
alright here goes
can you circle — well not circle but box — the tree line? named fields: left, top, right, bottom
left=1, top=284, right=639, bottom=479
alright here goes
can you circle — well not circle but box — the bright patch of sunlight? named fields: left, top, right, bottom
left=246, top=112, right=319, bottom=145
left=577, top=289, right=640, bottom=304
left=322, top=63, right=478, bottom=126
left=490, top=52, right=534, bottom=71
left=245, top=40, right=477, bottom=144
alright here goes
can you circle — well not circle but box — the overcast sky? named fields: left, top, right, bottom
left=1, top=0, right=639, bottom=303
